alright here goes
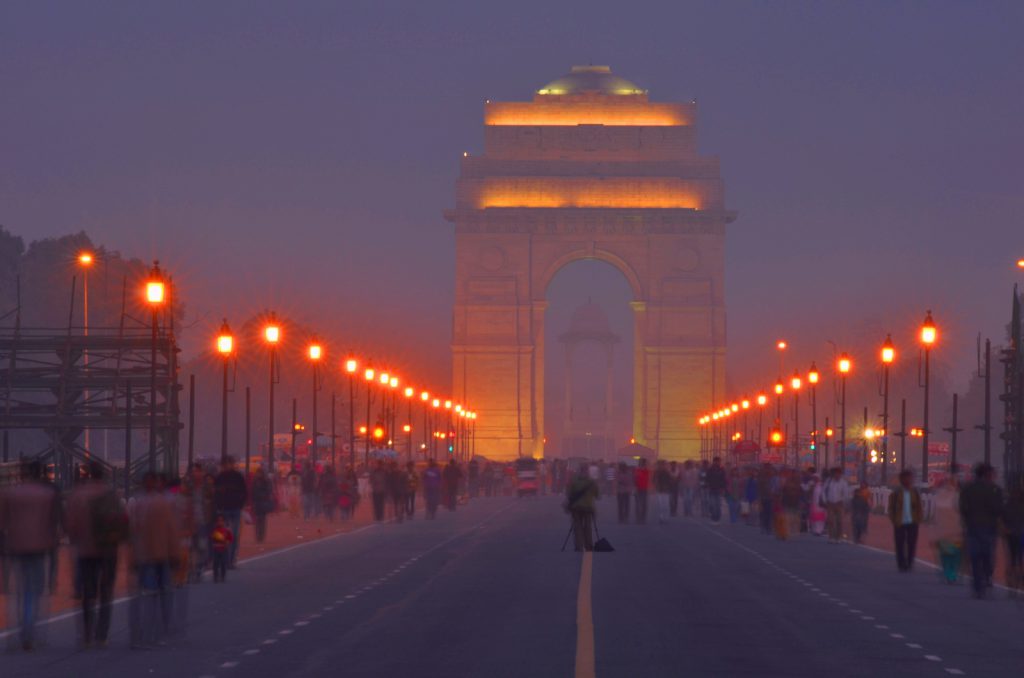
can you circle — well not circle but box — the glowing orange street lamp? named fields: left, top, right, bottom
left=806, top=362, right=820, bottom=467
left=879, top=334, right=895, bottom=484
left=837, top=352, right=852, bottom=474
left=262, top=313, right=282, bottom=471
left=344, top=358, right=358, bottom=468
left=215, top=319, right=235, bottom=464
left=144, top=261, right=167, bottom=472
left=78, top=252, right=96, bottom=456
left=307, top=339, right=324, bottom=467
left=920, top=311, right=937, bottom=483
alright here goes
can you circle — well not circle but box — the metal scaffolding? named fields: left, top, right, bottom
left=0, top=315, right=182, bottom=489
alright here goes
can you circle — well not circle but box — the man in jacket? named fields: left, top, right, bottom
left=68, top=462, right=126, bottom=647
left=566, top=465, right=600, bottom=551
left=0, top=461, right=61, bottom=651
left=705, top=457, right=727, bottom=524
left=633, top=459, right=651, bottom=524
left=887, top=470, right=923, bottom=572
left=822, top=467, right=851, bottom=544
left=213, top=457, right=248, bottom=568
left=959, top=463, right=1004, bottom=598
left=129, top=472, right=179, bottom=648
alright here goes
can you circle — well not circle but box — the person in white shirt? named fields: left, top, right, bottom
left=821, top=467, right=851, bottom=544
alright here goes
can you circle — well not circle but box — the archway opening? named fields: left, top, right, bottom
left=544, top=259, right=635, bottom=460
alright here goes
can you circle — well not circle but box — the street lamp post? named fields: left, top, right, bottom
left=216, top=320, right=234, bottom=464
left=823, top=419, right=832, bottom=470
left=345, top=359, right=358, bottom=470
left=920, top=311, right=937, bottom=485
left=264, top=315, right=281, bottom=473
left=862, top=409, right=873, bottom=484
left=145, top=262, right=166, bottom=473
left=404, top=387, right=415, bottom=463
left=78, top=252, right=94, bottom=457
left=420, top=391, right=430, bottom=460
left=881, top=335, right=895, bottom=485
left=774, top=378, right=784, bottom=421
left=756, top=394, right=767, bottom=451
left=431, top=398, right=441, bottom=459
left=364, top=367, right=375, bottom=466
left=838, top=353, right=852, bottom=477
left=308, top=341, right=323, bottom=469
left=791, top=372, right=802, bottom=467
left=808, top=364, right=819, bottom=469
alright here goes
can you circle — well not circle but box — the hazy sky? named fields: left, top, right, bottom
left=3, top=1, right=1023, bottom=400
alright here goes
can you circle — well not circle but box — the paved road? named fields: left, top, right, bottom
left=3, top=495, right=1022, bottom=677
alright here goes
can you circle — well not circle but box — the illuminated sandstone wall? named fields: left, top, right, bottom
left=450, top=83, right=733, bottom=461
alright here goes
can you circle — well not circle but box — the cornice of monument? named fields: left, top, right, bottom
left=443, top=206, right=736, bottom=234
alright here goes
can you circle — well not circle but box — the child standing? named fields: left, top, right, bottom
left=211, top=515, right=234, bottom=583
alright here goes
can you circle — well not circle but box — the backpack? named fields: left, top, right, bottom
left=92, top=489, right=129, bottom=549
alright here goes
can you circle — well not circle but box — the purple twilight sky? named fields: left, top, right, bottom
left=2, top=1, right=1023, bottom=406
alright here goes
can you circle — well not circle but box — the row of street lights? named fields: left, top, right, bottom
left=213, top=314, right=478, bottom=473
left=699, top=311, right=938, bottom=483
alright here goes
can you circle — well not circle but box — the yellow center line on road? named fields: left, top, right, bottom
left=575, top=551, right=596, bottom=678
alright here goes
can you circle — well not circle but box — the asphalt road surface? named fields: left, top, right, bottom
left=3, top=495, right=1021, bottom=677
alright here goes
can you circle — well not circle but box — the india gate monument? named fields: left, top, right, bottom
left=447, top=65, right=735, bottom=461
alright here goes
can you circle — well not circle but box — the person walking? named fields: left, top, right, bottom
left=129, top=472, right=179, bottom=649
left=959, top=463, right=1004, bottom=598
left=778, top=471, right=803, bottom=540
left=633, top=459, right=651, bottom=524
left=370, top=461, right=388, bottom=521
left=319, top=466, right=340, bottom=522
left=67, top=462, right=127, bottom=648
left=681, top=460, right=699, bottom=518
left=851, top=481, right=871, bottom=544
left=387, top=461, right=406, bottom=522
left=807, top=472, right=826, bottom=536
left=182, top=463, right=214, bottom=580
left=705, top=457, right=727, bottom=524
left=213, top=457, right=247, bottom=568
left=615, top=462, right=633, bottom=523
left=250, top=467, right=274, bottom=543
left=653, top=460, right=673, bottom=524
left=0, top=461, right=62, bottom=651
left=404, top=462, right=419, bottom=519
left=757, top=464, right=776, bottom=535
left=423, top=459, right=442, bottom=519
left=887, top=470, right=923, bottom=572
left=443, top=460, right=463, bottom=511
left=209, top=515, right=234, bottom=583
left=668, top=461, right=682, bottom=518
left=300, top=464, right=318, bottom=520
left=565, top=464, right=600, bottom=551
left=822, top=467, right=851, bottom=544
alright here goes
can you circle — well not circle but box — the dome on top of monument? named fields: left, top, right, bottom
left=568, top=299, right=613, bottom=335
left=537, top=65, right=646, bottom=96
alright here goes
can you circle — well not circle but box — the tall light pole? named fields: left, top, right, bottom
left=808, top=363, right=819, bottom=469
left=216, top=320, right=234, bottom=464
left=837, top=353, right=852, bottom=477
left=345, top=359, right=358, bottom=470
left=431, top=398, right=441, bottom=459
left=264, top=314, right=281, bottom=474
left=78, top=252, right=94, bottom=457
left=790, top=371, right=802, bottom=467
left=364, top=367, right=376, bottom=465
left=756, top=394, right=767, bottom=451
left=404, top=387, right=415, bottom=463
left=145, top=262, right=166, bottom=473
left=741, top=398, right=751, bottom=441
left=774, top=378, right=784, bottom=421
left=881, top=335, right=895, bottom=485
left=920, top=311, right=937, bottom=485
left=307, top=340, right=323, bottom=469
left=420, top=391, right=430, bottom=459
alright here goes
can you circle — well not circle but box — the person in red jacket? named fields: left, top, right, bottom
left=210, top=515, right=234, bottom=583
left=633, top=459, right=651, bottom=524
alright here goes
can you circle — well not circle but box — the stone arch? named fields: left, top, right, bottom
left=536, top=247, right=644, bottom=303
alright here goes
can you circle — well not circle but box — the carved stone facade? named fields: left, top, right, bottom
left=448, top=66, right=735, bottom=460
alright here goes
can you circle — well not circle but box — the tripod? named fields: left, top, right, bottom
left=561, top=512, right=600, bottom=552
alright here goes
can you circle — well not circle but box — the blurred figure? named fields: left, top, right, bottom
left=743, top=468, right=759, bottom=527
left=780, top=471, right=803, bottom=539
left=250, top=467, right=274, bottom=542
left=851, top=481, right=871, bottom=544
left=615, top=462, right=633, bottom=523
left=566, top=464, right=600, bottom=551
left=633, top=458, right=650, bottom=524
left=182, top=463, right=214, bottom=581
left=806, top=472, right=825, bottom=536
left=757, top=464, right=776, bottom=535
left=319, top=466, right=339, bottom=522
left=1003, top=482, right=1024, bottom=591
left=443, top=459, right=462, bottom=511
left=706, top=457, right=727, bottom=524
left=404, top=462, right=419, bottom=519
left=423, top=459, right=442, bottom=519
left=68, top=461, right=127, bottom=648
left=822, top=467, right=851, bottom=544
left=129, top=472, right=178, bottom=649
left=959, top=463, right=1004, bottom=598
left=213, top=457, right=247, bottom=568
left=387, top=461, right=406, bottom=522
left=668, top=461, right=681, bottom=517
left=370, top=461, right=388, bottom=521
left=210, top=515, right=234, bottom=583
left=467, top=457, right=480, bottom=498
left=653, top=461, right=672, bottom=524
left=727, top=466, right=742, bottom=524
left=0, top=461, right=61, bottom=651
left=301, top=464, right=317, bottom=520
left=887, top=470, right=922, bottom=572
left=681, top=460, right=699, bottom=518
